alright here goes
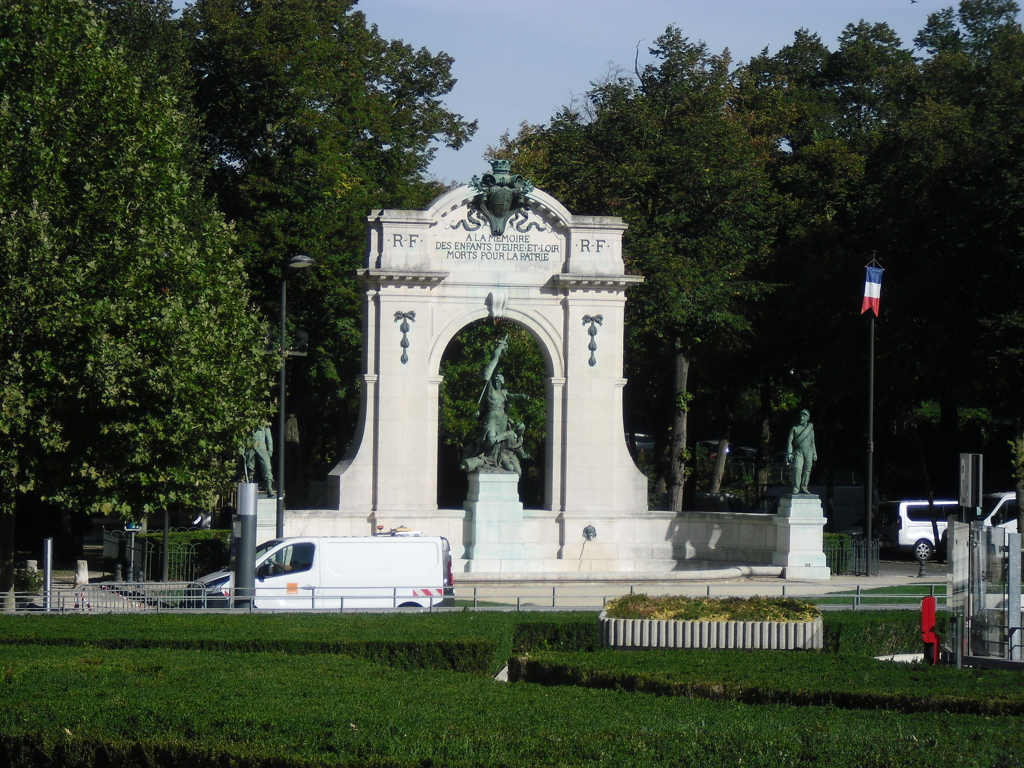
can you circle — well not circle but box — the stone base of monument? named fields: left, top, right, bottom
left=282, top=504, right=830, bottom=581
left=771, top=494, right=831, bottom=580
left=256, top=498, right=278, bottom=541
left=462, top=473, right=525, bottom=571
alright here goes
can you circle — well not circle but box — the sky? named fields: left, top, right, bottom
left=357, top=0, right=984, bottom=184
left=171, top=0, right=1012, bottom=184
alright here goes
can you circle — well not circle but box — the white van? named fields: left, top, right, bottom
left=878, top=500, right=959, bottom=560
left=878, top=493, right=1019, bottom=560
left=197, top=535, right=454, bottom=610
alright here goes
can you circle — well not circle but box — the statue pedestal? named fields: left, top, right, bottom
left=773, top=494, right=831, bottom=580
left=464, top=472, right=524, bottom=570
left=256, top=498, right=278, bottom=540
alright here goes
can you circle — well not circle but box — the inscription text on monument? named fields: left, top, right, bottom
left=435, top=233, right=558, bottom=262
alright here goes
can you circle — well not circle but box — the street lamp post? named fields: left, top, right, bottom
left=276, top=253, right=314, bottom=538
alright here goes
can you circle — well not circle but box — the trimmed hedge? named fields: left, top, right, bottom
left=0, top=612, right=520, bottom=673
left=0, top=610, right=946, bottom=662
left=511, top=618, right=602, bottom=652
left=823, top=610, right=948, bottom=657
left=0, top=611, right=606, bottom=674
left=508, top=648, right=1024, bottom=716
left=1, top=644, right=1023, bottom=768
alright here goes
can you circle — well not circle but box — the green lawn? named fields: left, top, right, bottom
left=0, top=611, right=1019, bottom=767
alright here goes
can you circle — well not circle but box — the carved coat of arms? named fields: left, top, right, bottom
left=469, top=159, right=535, bottom=237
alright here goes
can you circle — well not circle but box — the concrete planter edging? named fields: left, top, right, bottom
left=599, top=610, right=823, bottom=650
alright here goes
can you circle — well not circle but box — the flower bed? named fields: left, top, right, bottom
left=600, top=595, right=823, bottom=650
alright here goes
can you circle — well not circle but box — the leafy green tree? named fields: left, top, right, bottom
left=880, top=0, right=1024, bottom=524
left=501, top=27, right=778, bottom=510
left=92, top=0, right=193, bottom=97
left=745, top=1, right=1024, bottom=512
left=0, top=0, right=269, bottom=592
left=733, top=20, right=920, bottom=494
left=184, top=0, right=476, bottom=491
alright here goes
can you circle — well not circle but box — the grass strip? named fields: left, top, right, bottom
left=1, top=645, right=1022, bottom=767
left=814, top=584, right=948, bottom=607
left=509, top=647, right=1024, bottom=716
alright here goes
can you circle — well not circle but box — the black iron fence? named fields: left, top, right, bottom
left=102, top=531, right=201, bottom=582
left=824, top=535, right=879, bottom=576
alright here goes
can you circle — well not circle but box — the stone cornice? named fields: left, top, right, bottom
left=355, top=269, right=449, bottom=287
left=552, top=274, right=645, bottom=291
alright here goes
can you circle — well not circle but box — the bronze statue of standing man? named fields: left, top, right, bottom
left=785, top=409, right=817, bottom=495
left=244, top=425, right=275, bottom=497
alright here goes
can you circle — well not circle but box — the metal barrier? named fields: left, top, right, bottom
left=225, top=585, right=452, bottom=611
left=2, top=582, right=950, bottom=614
left=56, top=582, right=210, bottom=612
left=102, top=531, right=202, bottom=582
left=850, top=536, right=881, bottom=577
left=824, top=536, right=880, bottom=576
left=142, top=541, right=199, bottom=582
left=824, top=539, right=852, bottom=575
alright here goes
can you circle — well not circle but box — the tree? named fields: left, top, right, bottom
left=500, top=27, right=778, bottom=510
left=888, top=0, right=1024, bottom=528
left=733, top=20, right=921, bottom=498
left=184, top=0, right=477, bottom=491
left=0, top=0, right=269, bottom=593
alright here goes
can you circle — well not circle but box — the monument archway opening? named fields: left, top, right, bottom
left=437, top=318, right=547, bottom=509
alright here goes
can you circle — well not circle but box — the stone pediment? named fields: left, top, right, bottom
left=365, top=185, right=628, bottom=282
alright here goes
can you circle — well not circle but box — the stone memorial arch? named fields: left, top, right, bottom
left=296, top=162, right=829, bottom=578
left=311, top=163, right=647, bottom=524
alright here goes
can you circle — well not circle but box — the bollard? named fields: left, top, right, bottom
left=114, top=562, right=123, bottom=582
left=43, top=538, right=53, bottom=612
left=234, top=482, right=257, bottom=609
left=921, top=596, right=940, bottom=664
left=916, top=548, right=928, bottom=578
left=74, top=560, right=89, bottom=587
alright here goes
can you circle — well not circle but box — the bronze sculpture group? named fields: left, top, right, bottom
left=459, top=336, right=531, bottom=475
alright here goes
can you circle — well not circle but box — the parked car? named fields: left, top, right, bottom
left=695, top=440, right=757, bottom=459
left=979, top=491, right=1020, bottom=532
left=878, top=492, right=1019, bottom=561
left=695, top=492, right=750, bottom=512
left=196, top=535, right=454, bottom=609
left=877, top=500, right=959, bottom=560
left=624, top=432, right=655, bottom=452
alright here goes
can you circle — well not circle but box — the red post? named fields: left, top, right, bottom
left=921, top=596, right=940, bottom=664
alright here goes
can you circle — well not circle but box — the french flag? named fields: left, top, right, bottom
left=861, top=266, right=882, bottom=316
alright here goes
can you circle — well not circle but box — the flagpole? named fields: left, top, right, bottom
left=861, top=257, right=881, bottom=578
left=865, top=311, right=874, bottom=576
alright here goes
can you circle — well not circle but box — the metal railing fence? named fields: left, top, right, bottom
left=0, top=581, right=952, bottom=614
left=824, top=537, right=880, bottom=576
left=102, top=530, right=201, bottom=582
left=141, top=541, right=199, bottom=582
